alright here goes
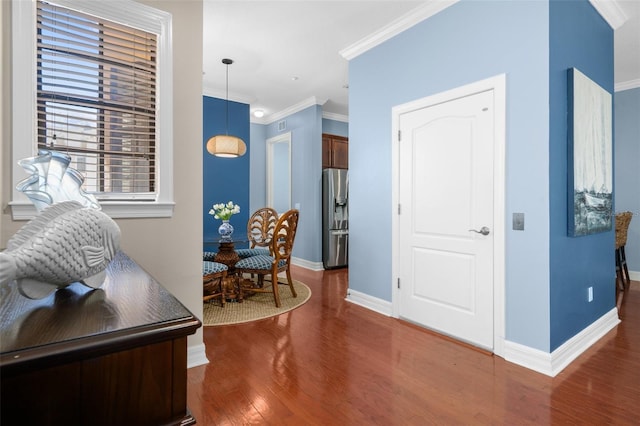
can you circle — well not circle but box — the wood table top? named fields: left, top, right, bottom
left=0, top=251, right=201, bottom=373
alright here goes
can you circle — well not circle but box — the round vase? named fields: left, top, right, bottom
left=218, top=220, right=234, bottom=241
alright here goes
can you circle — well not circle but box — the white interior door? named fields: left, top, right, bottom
left=397, top=88, right=496, bottom=350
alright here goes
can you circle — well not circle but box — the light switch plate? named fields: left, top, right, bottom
left=513, top=213, right=525, bottom=231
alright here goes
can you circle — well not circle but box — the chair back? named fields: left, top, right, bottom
left=272, top=209, right=299, bottom=264
left=247, top=207, right=278, bottom=249
left=615, top=211, right=633, bottom=249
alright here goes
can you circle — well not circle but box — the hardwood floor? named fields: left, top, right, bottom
left=188, top=266, right=640, bottom=425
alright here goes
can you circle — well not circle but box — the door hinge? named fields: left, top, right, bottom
left=398, top=204, right=401, bottom=215
left=398, top=130, right=401, bottom=141
left=397, top=278, right=400, bottom=289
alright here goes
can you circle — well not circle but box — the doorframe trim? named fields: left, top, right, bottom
left=266, top=131, right=292, bottom=212
left=390, top=74, right=506, bottom=357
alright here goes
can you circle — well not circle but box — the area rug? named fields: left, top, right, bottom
left=202, top=279, right=311, bottom=326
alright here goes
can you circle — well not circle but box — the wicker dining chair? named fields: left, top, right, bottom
left=235, top=207, right=278, bottom=259
left=614, top=211, right=633, bottom=316
left=234, top=209, right=299, bottom=307
left=615, top=212, right=633, bottom=291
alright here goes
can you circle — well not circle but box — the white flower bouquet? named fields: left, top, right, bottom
left=209, top=201, right=240, bottom=221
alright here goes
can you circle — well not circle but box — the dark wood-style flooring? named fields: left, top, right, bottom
left=188, top=266, right=640, bottom=425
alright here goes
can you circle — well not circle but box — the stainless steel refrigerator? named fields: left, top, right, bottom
left=322, top=168, right=348, bottom=269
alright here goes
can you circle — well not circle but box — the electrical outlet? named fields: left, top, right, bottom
left=588, top=286, right=593, bottom=302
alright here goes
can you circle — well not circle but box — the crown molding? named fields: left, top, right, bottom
left=202, top=84, right=255, bottom=105
left=338, top=0, right=628, bottom=59
left=615, top=79, right=640, bottom=92
left=250, top=116, right=267, bottom=125
left=261, top=96, right=327, bottom=125
left=250, top=103, right=346, bottom=125
left=322, top=111, right=349, bottom=123
left=589, top=0, right=628, bottom=29
left=340, top=0, right=459, bottom=60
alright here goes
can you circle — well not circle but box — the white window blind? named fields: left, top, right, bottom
left=36, top=0, right=157, bottom=199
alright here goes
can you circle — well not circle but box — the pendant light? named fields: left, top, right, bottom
left=206, top=58, right=247, bottom=157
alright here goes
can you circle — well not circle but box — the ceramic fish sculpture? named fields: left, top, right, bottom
left=0, top=201, right=121, bottom=299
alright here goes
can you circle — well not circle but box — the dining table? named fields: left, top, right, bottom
left=203, top=234, right=250, bottom=302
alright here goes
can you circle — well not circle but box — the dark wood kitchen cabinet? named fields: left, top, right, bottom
left=322, top=133, right=348, bottom=169
left=0, top=251, right=201, bottom=426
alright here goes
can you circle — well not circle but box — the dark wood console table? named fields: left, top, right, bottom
left=0, top=251, right=201, bottom=426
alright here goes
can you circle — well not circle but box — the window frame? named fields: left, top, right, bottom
left=11, top=0, right=174, bottom=219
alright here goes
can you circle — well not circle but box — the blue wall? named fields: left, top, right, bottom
left=614, top=87, right=640, bottom=274
left=249, top=122, right=267, bottom=214
left=249, top=106, right=324, bottom=264
left=548, top=0, right=614, bottom=350
left=249, top=114, right=346, bottom=264
left=349, top=0, right=616, bottom=353
left=264, top=106, right=323, bottom=263
left=322, top=118, right=349, bottom=137
left=350, top=0, right=552, bottom=351
left=203, top=96, right=250, bottom=242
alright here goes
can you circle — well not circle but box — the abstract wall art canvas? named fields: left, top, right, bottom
left=568, top=68, right=613, bottom=237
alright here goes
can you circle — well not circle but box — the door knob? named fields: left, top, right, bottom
left=468, top=226, right=490, bottom=236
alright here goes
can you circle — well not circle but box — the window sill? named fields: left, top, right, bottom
left=9, top=201, right=175, bottom=220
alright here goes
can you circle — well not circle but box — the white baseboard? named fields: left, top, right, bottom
left=187, top=343, right=209, bottom=369
left=504, top=308, right=620, bottom=377
left=629, top=270, right=640, bottom=281
left=345, top=288, right=393, bottom=316
left=292, top=256, right=324, bottom=271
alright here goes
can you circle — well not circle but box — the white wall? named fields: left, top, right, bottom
left=1, top=0, right=206, bottom=358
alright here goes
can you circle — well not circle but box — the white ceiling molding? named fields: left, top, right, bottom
left=250, top=116, right=267, bottom=125
left=251, top=100, right=347, bottom=126
left=615, top=78, right=640, bottom=92
left=340, top=0, right=459, bottom=60
left=261, top=96, right=327, bottom=125
left=590, top=0, right=629, bottom=29
left=323, top=111, right=349, bottom=123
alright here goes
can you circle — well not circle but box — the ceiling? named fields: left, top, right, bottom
left=202, top=0, right=640, bottom=123
left=614, top=0, right=640, bottom=85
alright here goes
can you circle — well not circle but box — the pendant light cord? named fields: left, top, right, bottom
left=221, top=58, right=234, bottom=136
left=225, top=61, right=229, bottom=136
